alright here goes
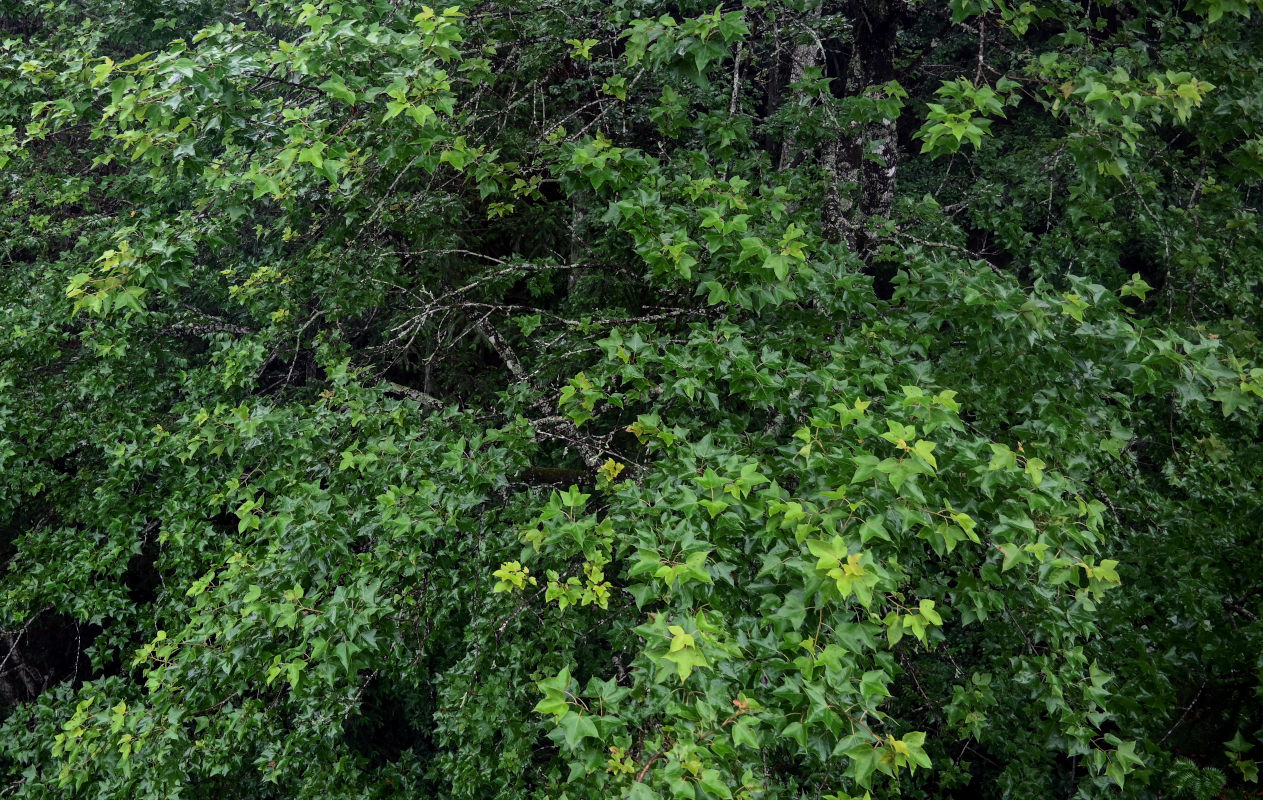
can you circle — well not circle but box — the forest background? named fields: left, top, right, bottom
left=0, top=0, right=1261, bottom=798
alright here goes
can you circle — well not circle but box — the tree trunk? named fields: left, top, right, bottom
left=821, top=0, right=905, bottom=255
left=777, top=5, right=824, bottom=172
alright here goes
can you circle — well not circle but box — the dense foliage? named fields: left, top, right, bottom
left=1, top=0, right=1261, bottom=797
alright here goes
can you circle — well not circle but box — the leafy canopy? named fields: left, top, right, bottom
left=0, top=0, right=1261, bottom=798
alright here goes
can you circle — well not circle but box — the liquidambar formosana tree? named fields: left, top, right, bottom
left=1, top=0, right=1261, bottom=798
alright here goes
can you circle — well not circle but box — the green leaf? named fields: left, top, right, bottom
left=912, top=439, right=937, bottom=470
left=558, top=713, right=599, bottom=748
left=319, top=77, right=356, bottom=104
left=1024, top=456, right=1045, bottom=486
left=732, top=717, right=760, bottom=748
left=698, top=770, right=733, bottom=798
left=846, top=743, right=880, bottom=787
left=626, top=783, right=661, bottom=800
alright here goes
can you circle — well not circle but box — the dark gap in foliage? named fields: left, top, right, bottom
left=343, top=679, right=435, bottom=767
left=0, top=612, right=99, bottom=711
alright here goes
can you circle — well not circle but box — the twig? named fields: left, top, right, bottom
left=1159, top=680, right=1205, bottom=744
left=0, top=605, right=51, bottom=679
left=637, top=749, right=668, bottom=782
left=894, top=231, right=1005, bottom=277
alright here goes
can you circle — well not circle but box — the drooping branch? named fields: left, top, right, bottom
left=383, top=381, right=444, bottom=409
left=475, top=316, right=607, bottom=471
